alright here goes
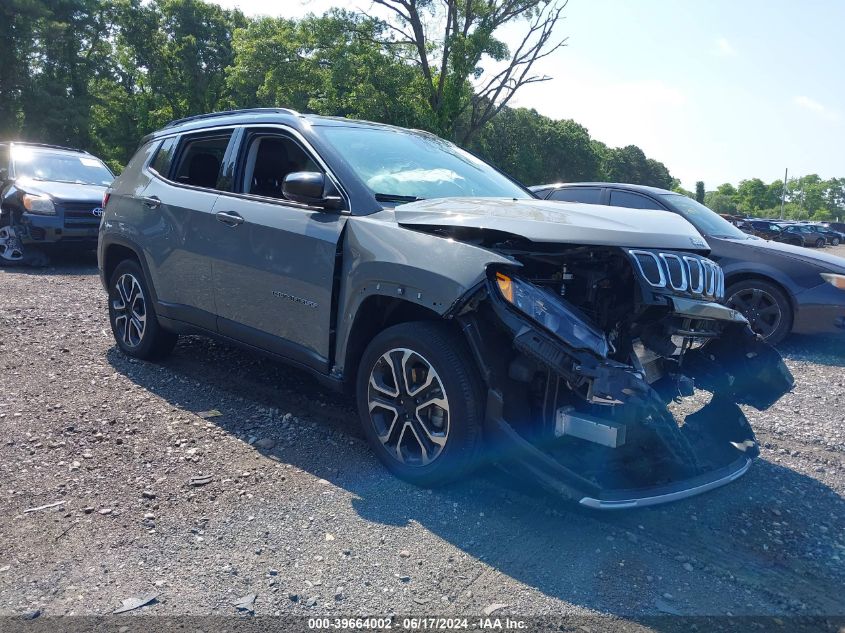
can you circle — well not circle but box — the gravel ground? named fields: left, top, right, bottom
left=1, top=247, right=844, bottom=623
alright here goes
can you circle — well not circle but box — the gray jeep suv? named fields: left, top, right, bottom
left=98, top=109, right=793, bottom=509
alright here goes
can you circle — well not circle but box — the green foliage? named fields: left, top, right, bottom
left=704, top=192, right=737, bottom=214
left=471, top=108, right=598, bottom=185
left=704, top=175, right=845, bottom=221
left=1, top=0, right=673, bottom=188
left=594, top=144, right=672, bottom=189
left=695, top=181, right=705, bottom=203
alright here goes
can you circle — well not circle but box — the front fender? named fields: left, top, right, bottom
left=333, top=214, right=515, bottom=375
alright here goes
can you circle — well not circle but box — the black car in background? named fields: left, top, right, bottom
left=807, top=224, right=843, bottom=246
left=741, top=220, right=804, bottom=246
left=778, top=223, right=828, bottom=248
left=531, top=182, right=845, bottom=344
left=0, top=142, right=114, bottom=265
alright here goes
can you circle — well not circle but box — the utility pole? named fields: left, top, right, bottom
left=780, top=167, right=788, bottom=219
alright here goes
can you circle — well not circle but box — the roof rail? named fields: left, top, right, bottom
left=164, top=108, right=300, bottom=129
left=9, top=141, right=89, bottom=154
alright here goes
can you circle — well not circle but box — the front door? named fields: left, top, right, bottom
left=210, top=129, right=347, bottom=373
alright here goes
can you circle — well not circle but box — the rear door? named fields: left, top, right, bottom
left=137, top=129, right=237, bottom=330
left=209, top=126, right=348, bottom=373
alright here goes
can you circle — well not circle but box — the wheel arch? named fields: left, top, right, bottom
left=342, top=295, right=446, bottom=391
left=103, top=242, right=142, bottom=285
left=724, top=271, right=796, bottom=334
left=100, top=237, right=161, bottom=305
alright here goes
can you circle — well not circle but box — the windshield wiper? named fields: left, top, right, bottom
left=374, top=193, right=424, bottom=203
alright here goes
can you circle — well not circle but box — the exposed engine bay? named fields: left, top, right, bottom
left=451, top=238, right=795, bottom=508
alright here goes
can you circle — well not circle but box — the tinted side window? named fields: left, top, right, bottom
left=241, top=133, right=320, bottom=201
left=172, top=132, right=233, bottom=191
left=549, top=188, right=601, bottom=204
left=608, top=190, right=664, bottom=210
left=150, top=137, right=178, bottom=177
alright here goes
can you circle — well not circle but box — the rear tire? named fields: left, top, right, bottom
left=831, top=238, right=841, bottom=246
left=108, top=259, right=177, bottom=360
left=726, top=279, right=792, bottom=345
left=355, top=321, right=484, bottom=486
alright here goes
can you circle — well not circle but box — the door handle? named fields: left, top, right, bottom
left=142, top=196, right=161, bottom=209
left=216, top=211, right=244, bottom=227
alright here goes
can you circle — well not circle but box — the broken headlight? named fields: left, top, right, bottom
left=22, top=193, right=55, bottom=215
left=494, top=272, right=609, bottom=357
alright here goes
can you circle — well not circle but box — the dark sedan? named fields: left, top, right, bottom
left=778, top=223, right=828, bottom=248
left=531, top=182, right=845, bottom=344
left=741, top=220, right=804, bottom=246
left=808, top=224, right=844, bottom=246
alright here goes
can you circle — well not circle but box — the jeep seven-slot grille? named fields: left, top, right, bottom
left=627, top=249, right=724, bottom=301
left=61, top=202, right=101, bottom=229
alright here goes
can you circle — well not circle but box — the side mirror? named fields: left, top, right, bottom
left=282, top=171, right=343, bottom=210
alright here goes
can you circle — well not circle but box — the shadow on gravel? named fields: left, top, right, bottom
left=0, top=248, right=98, bottom=276
left=778, top=334, right=845, bottom=368
left=109, top=337, right=845, bottom=618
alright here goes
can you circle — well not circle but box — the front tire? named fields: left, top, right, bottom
left=726, top=279, right=792, bottom=345
left=108, top=259, right=177, bottom=360
left=815, top=238, right=826, bottom=248
left=356, top=321, right=484, bottom=486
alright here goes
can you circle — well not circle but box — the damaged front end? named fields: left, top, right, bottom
left=455, top=242, right=794, bottom=509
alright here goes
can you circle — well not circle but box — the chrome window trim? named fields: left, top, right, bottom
left=226, top=123, right=351, bottom=214
left=141, top=123, right=352, bottom=215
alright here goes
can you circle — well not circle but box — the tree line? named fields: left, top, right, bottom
left=680, top=176, right=845, bottom=222
left=0, top=0, right=675, bottom=190
left=4, top=0, right=837, bottom=211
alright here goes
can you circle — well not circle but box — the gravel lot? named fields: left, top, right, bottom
left=1, top=246, right=844, bottom=623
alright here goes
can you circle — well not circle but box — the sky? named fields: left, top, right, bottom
left=211, top=0, right=845, bottom=189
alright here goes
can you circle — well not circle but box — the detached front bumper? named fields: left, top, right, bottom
left=471, top=289, right=794, bottom=510
left=577, top=458, right=751, bottom=509
left=486, top=392, right=753, bottom=509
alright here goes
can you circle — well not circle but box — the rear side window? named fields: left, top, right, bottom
left=172, top=132, right=233, bottom=191
left=549, top=187, right=602, bottom=204
left=608, top=190, right=664, bottom=210
left=150, top=137, right=177, bottom=177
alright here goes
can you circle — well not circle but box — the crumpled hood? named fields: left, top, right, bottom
left=15, top=177, right=106, bottom=204
left=394, top=197, right=709, bottom=251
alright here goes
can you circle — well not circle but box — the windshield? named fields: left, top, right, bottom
left=317, top=125, right=531, bottom=202
left=12, top=147, right=113, bottom=186
left=659, top=194, right=750, bottom=239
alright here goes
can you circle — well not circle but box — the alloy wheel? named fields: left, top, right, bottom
left=0, top=226, right=24, bottom=262
left=727, top=288, right=781, bottom=339
left=367, top=348, right=450, bottom=466
left=112, top=273, right=147, bottom=348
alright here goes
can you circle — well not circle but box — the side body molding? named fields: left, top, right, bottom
left=333, top=213, right=515, bottom=376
